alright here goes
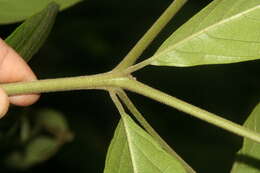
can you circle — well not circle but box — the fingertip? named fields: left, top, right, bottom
left=0, top=38, right=38, bottom=83
left=0, top=38, right=40, bottom=110
left=0, top=88, right=10, bottom=119
left=9, top=94, right=40, bottom=106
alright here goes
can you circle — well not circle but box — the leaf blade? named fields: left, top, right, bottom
left=5, top=136, right=60, bottom=169
left=0, top=0, right=82, bottom=24
left=231, top=102, right=260, bottom=173
left=5, top=2, right=59, bottom=62
left=151, top=0, right=260, bottom=67
left=104, top=113, right=187, bottom=173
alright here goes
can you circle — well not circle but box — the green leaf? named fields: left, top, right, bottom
left=36, top=108, right=74, bottom=142
left=151, top=0, right=260, bottom=67
left=5, top=2, right=59, bottom=62
left=5, top=136, right=59, bottom=169
left=25, top=136, right=59, bottom=163
left=104, top=113, right=187, bottom=173
left=0, top=0, right=82, bottom=24
left=36, top=109, right=69, bottom=132
left=231, top=102, right=260, bottom=173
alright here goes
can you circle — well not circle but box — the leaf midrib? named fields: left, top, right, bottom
left=123, top=118, right=138, bottom=173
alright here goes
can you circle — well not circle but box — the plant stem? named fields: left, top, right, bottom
left=124, top=56, right=156, bottom=74
left=116, top=89, right=196, bottom=173
left=116, top=79, right=260, bottom=144
left=109, top=91, right=126, bottom=115
left=1, top=72, right=128, bottom=95
left=114, top=0, right=187, bottom=70
left=2, top=75, right=260, bottom=144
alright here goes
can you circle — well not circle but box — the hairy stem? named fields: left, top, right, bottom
left=116, top=89, right=196, bottom=173
left=114, top=0, right=187, bottom=70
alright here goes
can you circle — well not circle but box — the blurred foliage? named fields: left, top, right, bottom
left=0, top=108, right=73, bottom=170
left=0, top=0, right=260, bottom=173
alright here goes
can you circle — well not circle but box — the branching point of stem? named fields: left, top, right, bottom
left=2, top=73, right=260, bottom=144
left=114, top=0, right=187, bottom=71
left=116, top=79, right=260, bottom=144
left=116, top=89, right=196, bottom=173
left=1, top=0, right=259, bottom=159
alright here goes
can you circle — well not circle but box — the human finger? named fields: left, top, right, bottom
left=0, top=38, right=40, bottom=107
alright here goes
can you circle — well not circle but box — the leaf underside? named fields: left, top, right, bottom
left=0, top=0, right=82, bottom=24
left=231, top=102, right=260, bottom=173
left=104, top=113, right=186, bottom=173
left=152, top=0, right=260, bottom=67
left=5, top=2, right=59, bottom=62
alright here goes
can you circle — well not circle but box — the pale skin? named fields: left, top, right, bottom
left=0, top=38, right=39, bottom=118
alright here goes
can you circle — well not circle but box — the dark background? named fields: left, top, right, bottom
left=1, top=0, right=260, bottom=172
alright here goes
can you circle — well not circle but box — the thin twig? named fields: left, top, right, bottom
left=114, top=0, right=187, bottom=70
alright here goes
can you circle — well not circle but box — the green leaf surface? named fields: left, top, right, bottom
left=5, top=136, right=59, bottom=169
left=36, top=109, right=69, bottom=132
left=0, top=0, right=82, bottom=24
left=231, top=102, right=260, bottom=173
left=25, top=136, right=59, bottom=162
left=5, top=2, right=59, bottom=62
left=151, top=0, right=260, bottom=67
left=104, top=113, right=186, bottom=173
left=36, top=108, right=74, bottom=142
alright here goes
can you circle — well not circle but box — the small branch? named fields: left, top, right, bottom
left=116, top=79, right=260, bottom=144
left=124, top=56, right=156, bottom=74
left=109, top=91, right=126, bottom=115
left=114, top=0, right=187, bottom=71
left=0, top=72, right=129, bottom=96
left=116, top=89, right=196, bottom=173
